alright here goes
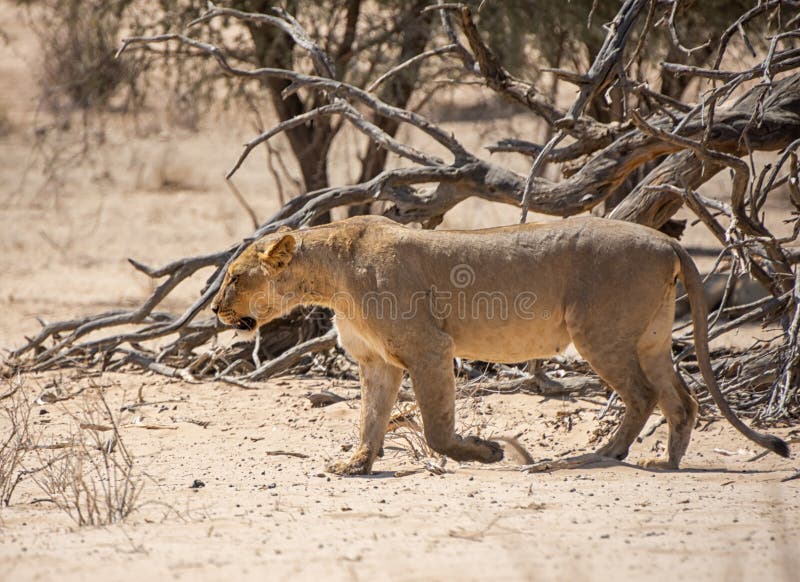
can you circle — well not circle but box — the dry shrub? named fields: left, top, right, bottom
left=385, top=401, right=435, bottom=462
left=0, top=377, right=33, bottom=508
left=30, top=391, right=143, bottom=526
left=28, top=0, right=139, bottom=111
left=384, top=386, right=493, bottom=465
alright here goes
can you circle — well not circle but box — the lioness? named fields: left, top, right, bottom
left=211, top=216, right=789, bottom=474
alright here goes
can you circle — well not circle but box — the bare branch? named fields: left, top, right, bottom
left=424, top=3, right=565, bottom=125
left=187, top=4, right=336, bottom=78
left=519, top=0, right=649, bottom=223
left=712, top=0, right=789, bottom=72
left=230, top=328, right=338, bottom=382
left=666, top=0, right=711, bottom=57
left=367, top=44, right=458, bottom=93
left=117, top=34, right=468, bottom=160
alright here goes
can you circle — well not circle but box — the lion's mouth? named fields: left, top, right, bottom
left=235, top=316, right=257, bottom=331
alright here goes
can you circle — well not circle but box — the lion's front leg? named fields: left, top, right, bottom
left=327, top=358, right=403, bottom=476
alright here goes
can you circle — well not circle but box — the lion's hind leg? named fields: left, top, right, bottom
left=638, top=355, right=698, bottom=470
left=570, top=337, right=658, bottom=462
left=591, top=361, right=658, bottom=461
left=562, top=296, right=664, bottom=461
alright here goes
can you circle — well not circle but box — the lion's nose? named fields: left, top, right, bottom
left=211, top=304, right=219, bottom=314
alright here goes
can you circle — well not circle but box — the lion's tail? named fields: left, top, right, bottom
left=673, top=243, right=789, bottom=458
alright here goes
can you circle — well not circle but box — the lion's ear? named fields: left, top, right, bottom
left=258, top=234, right=296, bottom=272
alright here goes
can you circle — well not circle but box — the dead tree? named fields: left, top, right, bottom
left=7, top=1, right=800, bottom=421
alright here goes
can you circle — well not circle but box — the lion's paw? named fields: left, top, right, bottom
left=638, top=457, right=678, bottom=470
left=326, top=448, right=373, bottom=476
left=326, top=459, right=371, bottom=476
left=464, top=436, right=504, bottom=464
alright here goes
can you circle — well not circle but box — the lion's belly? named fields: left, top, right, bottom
left=448, top=312, right=571, bottom=363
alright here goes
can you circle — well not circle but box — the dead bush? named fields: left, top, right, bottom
left=29, top=391, right=143, bottom=526
left=0, top=377, right=33, bottom=508
left=27, top=0, right=140, bottom=111
left=385, top=401, right=435, bottom=462
left=384, top=383, right=494, bottom=468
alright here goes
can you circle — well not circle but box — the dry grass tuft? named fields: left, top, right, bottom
left=385, top=401, right=436, bottom=461
left=0, top=376, right=33, bottom=508
left=28, top=390, right=144, bottom=526
left=384, top=382, right=495, bottom=466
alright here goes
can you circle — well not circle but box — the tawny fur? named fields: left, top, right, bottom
left=211, top=216, right=789, bottom=475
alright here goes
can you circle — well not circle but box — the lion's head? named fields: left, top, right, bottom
left=210, top=231, right=297, bottom=331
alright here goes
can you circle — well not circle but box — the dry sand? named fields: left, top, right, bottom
left=1, top=2, right=799, bottom=580
left=0, top=373, right=798, bottom=582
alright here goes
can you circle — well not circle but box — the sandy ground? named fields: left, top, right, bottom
left=0, top=373, right=798, bottom=582
left=1, top=2, right=800, bottom=580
